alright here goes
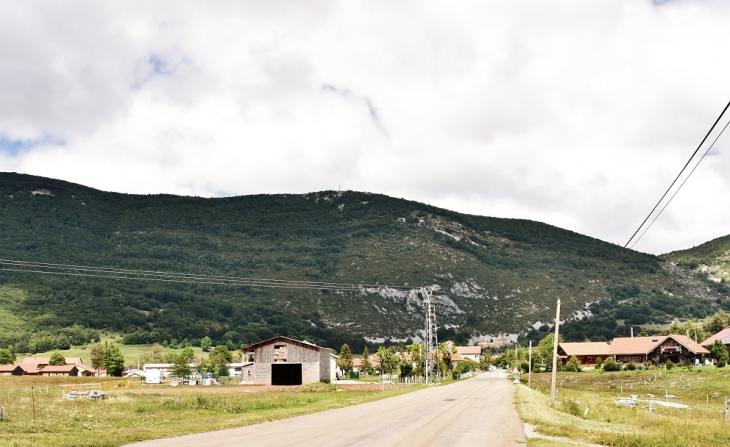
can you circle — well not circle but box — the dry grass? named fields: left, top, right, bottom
left=0, top=380, right=424, bottom=447
left=517, top=367, right=730, bottom=447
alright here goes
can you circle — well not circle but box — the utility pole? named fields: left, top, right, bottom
left=528, top=340, right=532, bottom=388
left=551, top=299, right=561, bottom=403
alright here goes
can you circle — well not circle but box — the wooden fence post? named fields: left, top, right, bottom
left=31, top=386, right=36, bottom=422
left=649, top=401, right=652, bottom=422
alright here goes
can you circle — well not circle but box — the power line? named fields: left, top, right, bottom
left=625, top=100, right=730, bottom=249
left=630, top=117, right=730, bottom=249
left=560, top=100, right=730, bottom=305
left=0, top=259, right=412, bottom=292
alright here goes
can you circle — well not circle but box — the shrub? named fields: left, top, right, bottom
left=709, top=340, right=729, bottom=367
left=595, top=357, right=603, bottom=368
left=625, top=362, right=637, bottom=371
left=564, top=356, right=582, bottom=372
left=666, top=360, right=675, bottom=370
left=602, top=357, right=620, bottom=372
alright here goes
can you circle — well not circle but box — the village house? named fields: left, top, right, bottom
left=18, top=362, right=43, bottom=375
left=701, top=327, right=730, bottom=354
left=228, top=362, right=254, bottom=381
left=242, top=336, right=337, bottom=386
left=455, top=346, right=481, bottom=363
left=40, top=365, right=79, bottom=377
left=0, top=364, right=23, bottom=376
left=609, top=334, right=709, bottom=365
left=21, top=356, right=83, bottom=367
left=557, top=342, right=610, bottom=367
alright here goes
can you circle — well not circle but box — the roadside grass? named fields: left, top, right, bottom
left=0, top=382, right=426, bottom=447
left=517, top=367, right=730, bottom=446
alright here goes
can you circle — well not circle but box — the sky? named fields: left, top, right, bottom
left=2, top=1, right=730, bottom=255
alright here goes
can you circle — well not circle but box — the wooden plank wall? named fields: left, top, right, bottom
left=254, top=342, right=320, bottom=364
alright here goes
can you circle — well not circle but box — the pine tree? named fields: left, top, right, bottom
left=337, top=344, right=353, bottom=374
left=361, top=346, right=372, bottom=374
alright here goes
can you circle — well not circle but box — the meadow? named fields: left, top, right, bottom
left=0, top=377, right=423, bottom=447
left=518, top=366, right=730, bottom=446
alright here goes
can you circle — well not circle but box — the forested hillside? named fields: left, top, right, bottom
left=0, top=173, right=727, bottom=352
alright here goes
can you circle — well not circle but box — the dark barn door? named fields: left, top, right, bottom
left=271, top=363, right=302, bottom=385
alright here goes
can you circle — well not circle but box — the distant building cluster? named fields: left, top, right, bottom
left=0, top=357, right=105, bottom=377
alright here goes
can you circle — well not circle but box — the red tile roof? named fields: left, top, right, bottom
left=701, top=327, right=730, bottom=347
left=455, top=346, right=481, bottom=356
left=609, top=335, right=709, bottom=356
left=18, top=363, right=42, bottom=373
left=559, top=342, right=610, bottom=357
left=22, top=357, right=49, bottom=364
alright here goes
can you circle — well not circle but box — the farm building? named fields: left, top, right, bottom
left=242, top=336, right=337, bottom=386
left=40, top=365, right=79, bottom=377
left=557, top=342, right=610, bottom=367
left=0, top=364, right=23, bottom=376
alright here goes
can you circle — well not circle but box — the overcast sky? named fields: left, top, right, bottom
left=2, top=1, right=730, bottom=255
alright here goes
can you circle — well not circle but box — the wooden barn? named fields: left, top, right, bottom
left=242, top=336, right=337, bottom=386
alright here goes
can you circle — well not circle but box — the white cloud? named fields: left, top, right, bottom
left=2, top=0, right=730, bottom=254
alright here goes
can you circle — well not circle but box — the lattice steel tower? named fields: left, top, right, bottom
left=419, top=285, right=441, bottom=384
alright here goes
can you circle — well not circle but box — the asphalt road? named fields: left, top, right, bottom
left=127, top=372, right=526, bottom=447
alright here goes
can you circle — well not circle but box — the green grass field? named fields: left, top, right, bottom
left=0, top=377, right=423, bottom=447
left=517, top=366, right=730, bottom=446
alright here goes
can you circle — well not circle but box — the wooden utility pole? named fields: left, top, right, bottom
left=551, top=299, right=561, bottom=403
left=528, top=340, right=532, bottom=388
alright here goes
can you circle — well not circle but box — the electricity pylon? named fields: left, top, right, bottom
left=416, top=285, right=441, bottom=384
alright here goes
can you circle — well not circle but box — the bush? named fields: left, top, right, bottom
left=452, top=370, right=461, bottom=380
left=666, top=360, right=675, bottom=370
left=625, top=362, right=637, bottom=371
left=709, top=340, right=729, bottom=367
left=595, top=357, right=603, bottom=368
left=602, top=357, right=620, bottom=372
left=564, top=356, right=582, bottom=372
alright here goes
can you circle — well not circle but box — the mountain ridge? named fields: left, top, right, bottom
left=0, top=172, right=726, bottom=351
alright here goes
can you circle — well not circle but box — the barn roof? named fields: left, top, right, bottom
left=242, top=335, right=330, bottom=353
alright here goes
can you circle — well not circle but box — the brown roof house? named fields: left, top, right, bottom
left=18, top=363, right=43, bottom=375
left=609, top=335, right=709, bottom=366
left=40, top=365, right=79, bottom=377
left=701, top=327, right=730, bottom=349
left=242, top=336, right=337, bottom=386
left=455, top=346, right=481, bottom=363
left=0, top=364, right=23, bottom=376
left=557, top=342, right=610, bottom=367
